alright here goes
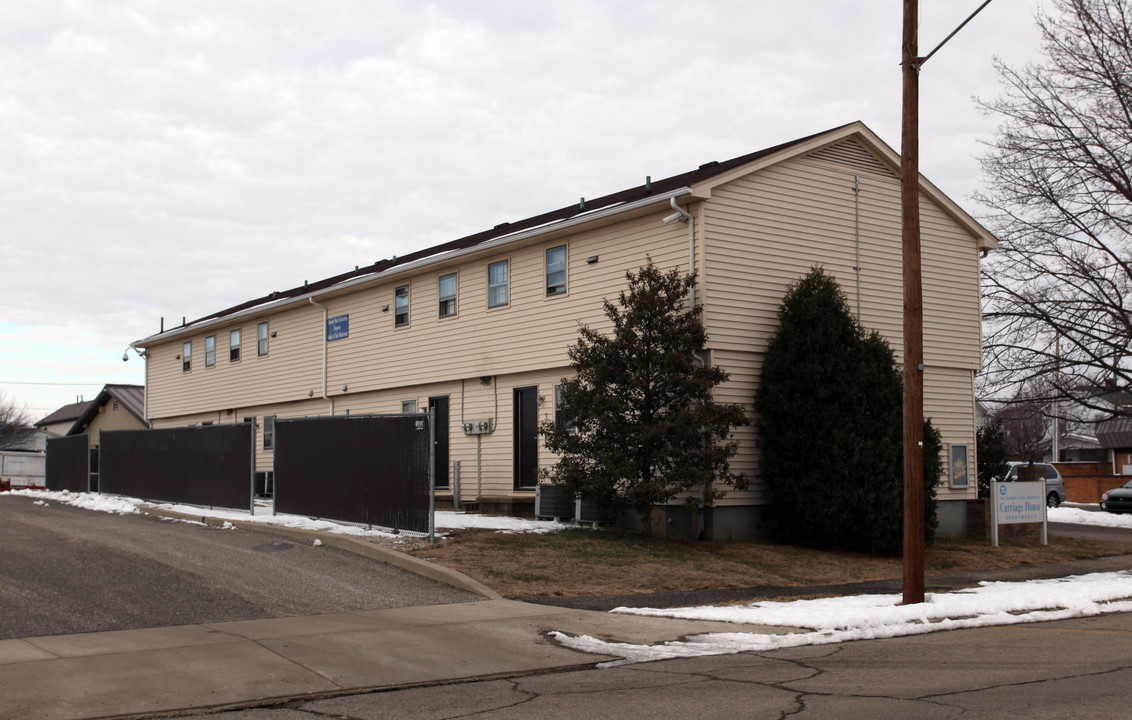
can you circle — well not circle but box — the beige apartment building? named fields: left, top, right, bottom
left=131, top=122, right=994, bottom=540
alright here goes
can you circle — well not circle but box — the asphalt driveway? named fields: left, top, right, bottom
left=0, top=495, right=479, bottom=640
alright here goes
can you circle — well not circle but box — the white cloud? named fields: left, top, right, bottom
left=0, top=0, right=1046, bottom=415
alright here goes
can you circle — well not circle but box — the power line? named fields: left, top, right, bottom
left=0, top=381, right=105, bottom=386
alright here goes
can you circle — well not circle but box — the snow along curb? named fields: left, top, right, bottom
left=141, top=505, right=503, bottom=601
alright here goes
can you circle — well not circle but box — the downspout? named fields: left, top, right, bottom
left=667, top=197, right=707, bottom=538
left=308, top=298, right=335, bottom=416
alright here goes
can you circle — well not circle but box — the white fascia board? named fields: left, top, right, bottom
left=132, top=187, right=694, bottom=348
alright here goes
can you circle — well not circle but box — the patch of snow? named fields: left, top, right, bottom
left=554, top=571, right=1132, bottom=666
left=1049, top=506, right=1132, bottom=529
left=434, top=510, right=570, bottom=534
left=313, top=538, right=323, bottom=547
left=9, top=489, right=140, bottom=515
left=0, top=489, right=570, bottom=538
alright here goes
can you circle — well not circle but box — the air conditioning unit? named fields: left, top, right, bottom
left=575, top=494, right=614, bottom=525
left=535, top=484, right=575, bottom=521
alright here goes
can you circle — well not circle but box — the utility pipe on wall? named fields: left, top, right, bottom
left=665, top=197, right=708, bottom=538
left=308, top=298, right=335, bottom=416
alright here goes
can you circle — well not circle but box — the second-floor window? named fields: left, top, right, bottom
left=182, top=341, right=191, bottom=373
left=488, top=260, right=509, bottom=308
left=395, top=285, right=410, bottom=327
left=546, top=245, right=567, bottom=296
left=263, top=416, right=275, bottom=449
left=258, top=322, right=269, bottom=356
left=230, top=328, right=241, bottom=362
left=438, top=273, right=457, bottom=318
left=205, top=335, right=216, bottom=367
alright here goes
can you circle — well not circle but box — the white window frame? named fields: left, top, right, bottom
left=401, top=400, right=417, bottom=414
left=230, top=328, right=241, bottom=362
left=182, top=341, right=192, bottom=373
left=205, top=335, right=216, bottom=367
left=438, top=272, right=458, bottom=318
left=546, top=245, right=567, bottom=296
left=257, top=322, right=269, bottom=356
left=395, top=285, right=410, bottom=327
left=263, top=415, right=276, bottom=449
left=488, top=259, right=509, bottom=308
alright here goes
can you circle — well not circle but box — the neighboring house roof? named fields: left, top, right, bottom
left=34, top=400, right=91, bottom=429
left=1097, top=417, right=1132, bottom=449
left=69, top=385, right=148, bottom=434
left=132, top=121, right=999, bottom=349
left=1, top=429, right=50, bottom=452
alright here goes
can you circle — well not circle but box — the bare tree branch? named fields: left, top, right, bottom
left=978, top=0, right=1132, bottom=416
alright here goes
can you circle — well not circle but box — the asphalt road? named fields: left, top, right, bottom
left=161, top=611, right=1132, bottom=719
left=0, top=495, right=478, bottom=640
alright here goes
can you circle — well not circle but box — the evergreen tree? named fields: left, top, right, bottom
left=755, top=267, right=938, bottom=554
left=976, top=422, right=1009, bottom=499
left=540, top=259, right=748, bottom=524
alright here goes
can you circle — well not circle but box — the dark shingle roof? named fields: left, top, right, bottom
left=35, top=400, right=92, bottom=428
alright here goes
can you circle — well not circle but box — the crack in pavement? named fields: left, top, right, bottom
left=919, top=662, right=1132, bottom=707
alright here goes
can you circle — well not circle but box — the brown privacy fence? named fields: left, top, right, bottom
left=45, top=434, right=90, bottom=492
left=274, top=414, right=432, bottom=534
left=100, top=425, right=254, bottom=510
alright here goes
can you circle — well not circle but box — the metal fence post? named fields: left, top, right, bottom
left=429, top=407, right=436, bottom=548
left=249, top=421, right=256, bottom=515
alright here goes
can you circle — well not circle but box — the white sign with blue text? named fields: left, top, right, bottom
left=991, top=480, right=1048, bottom=547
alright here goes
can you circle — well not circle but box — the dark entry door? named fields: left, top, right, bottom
left=514, top=387, right=538, bottom=489
left=428, top=396, right=449, bottom=489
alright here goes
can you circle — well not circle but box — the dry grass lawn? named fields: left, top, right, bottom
left=409, top=527, right=1130, bottom=598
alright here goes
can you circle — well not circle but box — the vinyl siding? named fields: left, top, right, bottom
left=700, top=140, right=982, bottom=372
left=700, top=140, right=982, bottom=502
left=141, top=133, right=985, bottom=508
left=82, top=401, right=148, bottom=447
left=145, top=213, right=689, bottom=421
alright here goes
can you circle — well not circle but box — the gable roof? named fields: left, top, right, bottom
left=35, top=399, right=92, bottom=429
left=133, top=121, right=996, bottom=348
left=68, top=385, right=148, bottom=435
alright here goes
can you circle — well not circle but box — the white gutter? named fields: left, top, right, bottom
left=668, top=197, right=696, bottom=310
left=308, top=298, right=334, bottom=416
left=131, top=187, right=695, bottom=348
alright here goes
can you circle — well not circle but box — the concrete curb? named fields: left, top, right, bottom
left=141, top=505, right=503, bottom=601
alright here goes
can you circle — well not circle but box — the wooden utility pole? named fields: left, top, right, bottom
left=901, top=0, right=926, bottom=605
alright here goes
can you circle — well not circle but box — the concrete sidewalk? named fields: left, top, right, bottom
left=0, top=505, right=801, bottom=720
left=0, top=599, right=800, bottom=720
left=4, top=504, right=1128, bottom=720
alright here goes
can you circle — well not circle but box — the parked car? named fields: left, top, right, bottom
left=1101, top=479, right=1132, bottom=514
left=1003, top=462, right=1066, bottom=508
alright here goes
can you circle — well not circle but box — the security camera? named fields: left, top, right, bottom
left=122, top=352, right=129, bottom=362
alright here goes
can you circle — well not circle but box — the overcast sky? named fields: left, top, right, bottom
left=2, top=0, right=1047, bottom=419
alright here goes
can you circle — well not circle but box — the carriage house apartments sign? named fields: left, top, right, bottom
left=990, top=480, right=1048, bottom=547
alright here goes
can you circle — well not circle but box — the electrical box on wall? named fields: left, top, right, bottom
left=461, top=418, right=494, bottom=435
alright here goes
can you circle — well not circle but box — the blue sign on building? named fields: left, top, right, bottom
left=327, top=314, right=349, bottom=341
